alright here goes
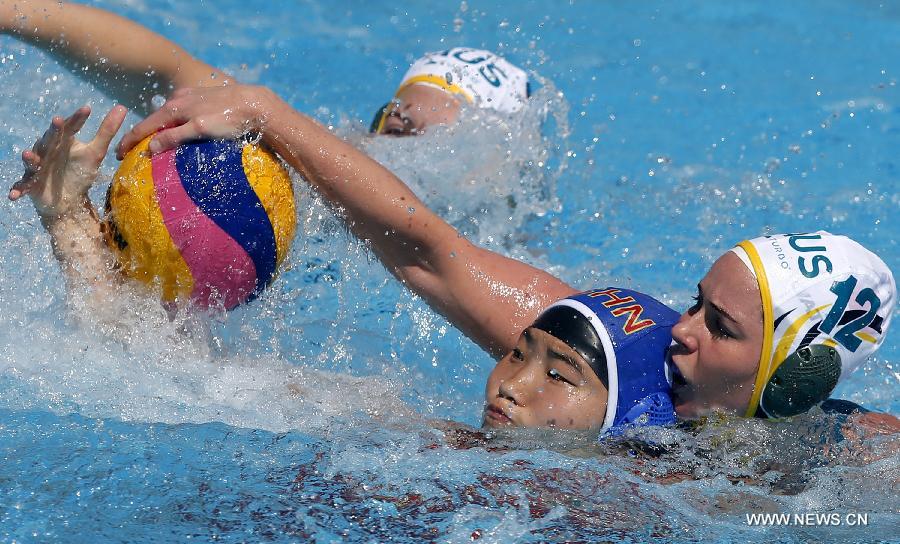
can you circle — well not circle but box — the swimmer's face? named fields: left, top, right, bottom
left=483, top=327, right=608, bottom=430
left=378, top=84, right=461, bottom=137
left=668, top=252, right=764, bottom=418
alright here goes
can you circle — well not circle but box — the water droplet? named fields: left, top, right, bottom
left=151, top=94, right=166, bottom=110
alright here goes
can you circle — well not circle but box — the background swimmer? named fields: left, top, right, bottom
left=371, top=47, right=529, bottom=136
left=115, top=82, right=899, bottom=427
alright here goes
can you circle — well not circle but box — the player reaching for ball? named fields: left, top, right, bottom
left=10, top=105, right=685, bottom=438
left=11, top=98, right=900, bottom=439
left=9, top=106, right=298, bottom=311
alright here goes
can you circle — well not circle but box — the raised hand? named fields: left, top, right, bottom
left=115, top=85, right=274, bottom=159
left=9, top=104, right=127, bottom=217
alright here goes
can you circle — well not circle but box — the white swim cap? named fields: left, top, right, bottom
left=730, top=231, right=896, bottom=418
left=396, top=47, right=529, bottom=114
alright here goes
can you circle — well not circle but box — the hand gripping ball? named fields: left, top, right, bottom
left=104, top=136, right=297, bottom=310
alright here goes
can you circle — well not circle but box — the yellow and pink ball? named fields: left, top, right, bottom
left=104, top=136, right=296, bottom=309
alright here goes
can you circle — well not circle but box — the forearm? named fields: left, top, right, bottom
left=261, top=91, right=450, bottom=267
left=1, top=0, right=228, bottom=114
left=39, top=200, right=118, bottom=292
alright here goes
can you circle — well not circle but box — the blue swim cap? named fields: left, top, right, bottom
left=532, top=288, right=680, bottom=434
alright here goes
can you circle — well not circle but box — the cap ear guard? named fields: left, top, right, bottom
left=603, top=392, right=676, bottom=437
left=369, top=102, right=391, bottom=134
left=758, top=345, right=842, bottom=418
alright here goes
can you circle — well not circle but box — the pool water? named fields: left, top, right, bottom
left=1, top=0, right=898, bottom=542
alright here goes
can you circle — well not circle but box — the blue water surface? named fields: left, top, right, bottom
left=1, top=1, right=898, bottom=542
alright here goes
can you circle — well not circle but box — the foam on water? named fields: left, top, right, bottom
left=352, top=80, right=569, bottom=252
left=0, top=264, right=409, bottom=433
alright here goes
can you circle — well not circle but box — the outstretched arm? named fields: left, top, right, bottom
left=117, top=85, right=576, bottom=357
left=9, top=105, right=126, bottom=297
left=0, top=0, right=230, bottom=115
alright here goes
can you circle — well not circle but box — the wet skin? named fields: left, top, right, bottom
left=483, top=327, right=608, bottom=430
left=668, top=252, right=764, bottom=418
left=379, top=84, right=462, bottom=136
